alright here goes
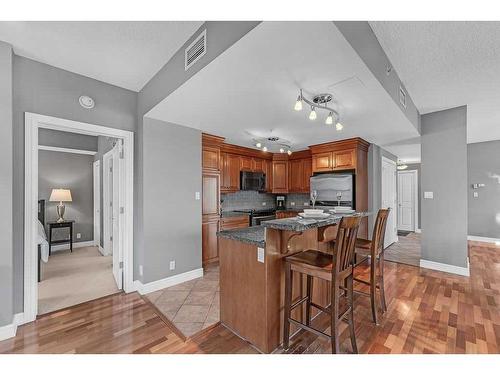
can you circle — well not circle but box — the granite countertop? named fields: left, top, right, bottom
left=217, top=226, right=265, bottom=247
left=262, top=212, right=370, bottom=232
left=220, top=211, right=251, bottom=218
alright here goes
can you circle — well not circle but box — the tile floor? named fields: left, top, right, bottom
left=145, top=263, right=220, bottom=337
left=384, top=232, right=421, bottom=266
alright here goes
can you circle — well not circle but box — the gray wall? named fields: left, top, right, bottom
left=403, top=163, right=421, bottom=229
left=38, top=128, right=98, bottom=151
left=421, top=106, right=468, bottom=268
left=467, top=140, right=500, bottom=238
left=38, top=150, right=94, bottom=242
left=12, top=56, right=137, bottom=313
left=142, top=117, right=202, bottom=283
left=367, top=143, right=398, bottom=237
left=334, top=21, right=420, bottom=133
left=0, top=41, right=13, bottom=326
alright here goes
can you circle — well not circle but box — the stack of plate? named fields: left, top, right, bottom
left=298, top=209, right=331, bottom=219
left=330, top=207, right=355, bottom=214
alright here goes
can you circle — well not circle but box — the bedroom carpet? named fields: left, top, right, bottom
left=38, top=246, right=119, bottom=315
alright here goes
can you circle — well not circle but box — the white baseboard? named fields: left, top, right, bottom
left=50, top=240, right=96, bottom=252
left=97, top=245, right=110, bottom=256
left=0, top=312, right=25, bottom=342
left=420, top=258, right=470, bottom=277
left=467, top=235, right=500, bottom=244
left=415, top=228, right=422, bottom=233
left=134, top=268, right=204, bottom=295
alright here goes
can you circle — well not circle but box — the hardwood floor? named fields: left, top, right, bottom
left=1, top=242, right=498, bottom=354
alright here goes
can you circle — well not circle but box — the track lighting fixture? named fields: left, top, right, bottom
left=294, top=90, right=344, bottom=130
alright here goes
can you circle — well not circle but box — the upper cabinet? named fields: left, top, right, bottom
left=240, top=156, right=253, bottom=171
left=312, top=152, right=332, bottom=172
left=252, top=158, right=265, bottom=173
left=311, top=147, right=358, bottom=173
left=271, top=160, right=288, bottom=193
left=288, top=156, right=312, bottom=193
left=202, top=146, right=220, bottom=171
left=221, top=152, right=241, bottom=192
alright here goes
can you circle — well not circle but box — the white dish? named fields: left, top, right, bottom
left=330, top=208, right=355, bottom=214
left=298, top=212, right=331, bottom=219
left=303, top=209, right=324, bottom=215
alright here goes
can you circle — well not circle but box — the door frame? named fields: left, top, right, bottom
left=93, top=160, right=101, bottom=251
left=102, top=147, right=115, bottom=257
left=381, top=156, right=398, bottom=247
left=24, top=112, right=134, bottom=323
left=397, top=169, right=418, bottom=232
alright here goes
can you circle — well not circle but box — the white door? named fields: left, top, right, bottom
left=93, top=160, right=101, bottom=248
left=381, top=157, right=398, bottom=248
left=397, top=171, right=416, bottom=231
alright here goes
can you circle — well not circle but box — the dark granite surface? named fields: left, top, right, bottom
left=220, top=211, right=251, bottom=218
left=217, top=226, right=265, bottom=247
left=262, top=212, right=370, bottom=232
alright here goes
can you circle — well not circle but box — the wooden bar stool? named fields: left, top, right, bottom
left=282, top=215, right=362, bottom=354
left=353, top=208, right=390, bottom=325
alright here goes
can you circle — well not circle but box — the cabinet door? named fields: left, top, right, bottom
left=312, top=152, right=333, bottom=172
left=202, top=146, right=220, bottom=171
left=202, top=173, right=220, bottom=216
left=240, top=156, right=253, bottom=171
left=252, top=158, right=264, bottom=172
left=303, top=158, right=312, bottom=192
left=202, top=219, right=219, bottom=263
left=288, top=159, right=304, bottom=193
left=272, top=161, right=288, bottom=193
left=228, top=154, right=241, bottom=190
left=265, top=159, right=273, bottom=193
left=333, top=149, right=355, bottom=170
left=220, top=152, right=229, bottom=190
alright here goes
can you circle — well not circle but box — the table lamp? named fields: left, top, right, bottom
left=49, top=189, right=72, bottom=222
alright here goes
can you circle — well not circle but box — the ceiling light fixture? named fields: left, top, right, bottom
left=294, top=89, right=344, bottom=130
left=309, top=107, right=317, bottom=121
left=252, top=136, right=293, bottom=155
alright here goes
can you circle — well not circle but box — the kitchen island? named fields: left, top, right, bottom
left=217, top=213, right=368, bottom=353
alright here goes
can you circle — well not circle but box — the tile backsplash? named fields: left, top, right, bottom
left=221, top=191, right=276, bottom=211
left=285, top=193, right=311, bottom=209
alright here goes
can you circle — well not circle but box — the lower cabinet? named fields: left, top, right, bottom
left=276, top=211, right=299, bottom=219
left=220, top=215, right=249, bottom=230
left=202, top=218, right=219, bottom=264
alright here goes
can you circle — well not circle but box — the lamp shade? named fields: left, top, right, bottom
left=49, top=189, right=72, bottom=202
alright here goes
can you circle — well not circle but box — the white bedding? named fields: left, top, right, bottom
left=37, top=220, right=49, bottom=263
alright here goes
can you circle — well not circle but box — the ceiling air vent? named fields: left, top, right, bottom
left=185, top=29, right=207, bottom=71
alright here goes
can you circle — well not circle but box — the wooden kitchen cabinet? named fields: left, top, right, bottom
left=312, top=152, right=333, bottom=172
left=221, top=152, right=240, bottom=192
left=202, top=218, right=219, bottom=264
left=288, top=159, right=304, bottom=193
left=220, top=215, right=249, bottom=230
left=272, top=160, right=288, bottom=193
left=202, top=172, right=220, bottom=216
left=252, top=158, right=265, bottom=172
left=333, top=149, right=356, bottom=170
left=276, top=210, right=299, bottom=219
left=202, top=146, right=220, bottom=171
left=240, top=156, right=253, bottom=171
left=303, top=157, right=312, bottom=191
left=265, top=159, right=273, bottom=193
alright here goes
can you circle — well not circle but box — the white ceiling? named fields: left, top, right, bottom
left=146, top=21, right=419, bottom=153
left=370, top=21, right=500, bottom=145
left=0, top=21, right=203, bottom=91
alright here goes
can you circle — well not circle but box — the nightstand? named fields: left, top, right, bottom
left=48, top=220, right=75, bottom=256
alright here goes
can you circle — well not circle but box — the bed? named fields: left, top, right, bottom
left=38, top=199, right=50, bottom=282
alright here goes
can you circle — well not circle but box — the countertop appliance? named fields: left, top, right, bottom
left=240, top=171, right=266, bottom=192
left=276, top=195, right=286, bottom=210
left=234, top=208, right=276, bottom=226
left=310, top=172, right=355, bottom=208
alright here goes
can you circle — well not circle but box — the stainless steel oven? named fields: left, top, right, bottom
left=234, top=209, right=276, bottom=226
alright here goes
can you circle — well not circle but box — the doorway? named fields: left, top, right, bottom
left=24, top=112, right=134, bottom=323
left=381, top=157, right=398, bottom=248
left=397, top=170, right=418, bottom=232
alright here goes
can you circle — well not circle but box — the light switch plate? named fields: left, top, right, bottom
left=195, top=192, right=200, bottom=200
left=76, top=233, right=81, bottom=239
left=262, top=202, right=266, bottom=206
left=473, top=192, right=479, bottom=198
left=169, top=260, right=176, bottom=270
left=257, top=247, right=265, bottom=263
left=139, top=265, right=143, bottom=276
left=290, top=201, right=295, bottom=206
left=424, top=191, right=434, bottom=199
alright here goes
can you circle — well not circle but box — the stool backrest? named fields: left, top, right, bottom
left=371, top=209, right=391, bottom=257
left=333, top=215, right=362, bottom=275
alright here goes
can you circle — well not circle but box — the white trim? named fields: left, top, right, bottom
left=134, top=268, right=204, bottom=295
left=415, top=228, right=422, bottom=233
left=38, top=145, right=97, bottom=156
left=381, top=156, right=398, bottom=246
left=24, top=112, right=134, bottom=324
left=49, top=240, right=96, bottom=253
left=98, top=246, right=106, bottom=256
left=93, top=160, right=101, bottom=247
left=102, top=148, right=114, bottom=258
left=0, top=313, right=25, bottom=342
left=419, top=258, right=470, bottom=277
left=467, top=235, right=500, bottom=244
left=397, top=169, right=419, bottom=232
